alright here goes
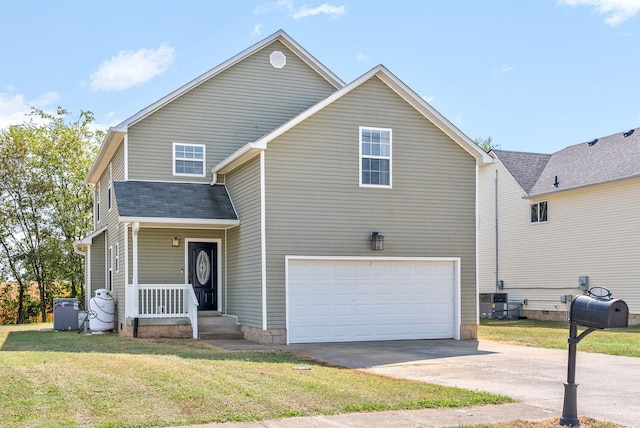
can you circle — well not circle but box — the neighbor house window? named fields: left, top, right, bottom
left=173, top=143, right=205, bottom=176
left=360, top=127, right=391, bottom=187
left=530, top=201, right=548, bottom=223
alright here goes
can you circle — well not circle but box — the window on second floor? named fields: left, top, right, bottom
left=530, top=201, right=548, bottom=223
left=360, top=127, right=392, bottom=187
left=173, top=143, right=205, bottom=177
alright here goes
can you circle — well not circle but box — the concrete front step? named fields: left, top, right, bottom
left=197, top=312, right=244, bottom=340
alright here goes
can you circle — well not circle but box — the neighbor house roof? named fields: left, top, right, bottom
left=212, top=64, right=492, bottom=177
left=113, top=181, right=239, bottom=229
left=492, top=150, right=551, bottom=194
left=494, top=127, right=640, bottom=198
left=86, top=29, right=345, bottom=185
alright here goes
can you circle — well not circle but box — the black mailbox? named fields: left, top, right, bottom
left=570, top=295, right=628, bottom=329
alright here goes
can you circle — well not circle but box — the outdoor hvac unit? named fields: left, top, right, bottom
left=53, top=298, right=79, bottom=331
left=479, top=293, right=508, bottom=319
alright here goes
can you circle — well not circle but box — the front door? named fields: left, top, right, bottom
left=188, top=242, right=218, bottom=311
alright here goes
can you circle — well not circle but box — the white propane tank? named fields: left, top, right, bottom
left=89, top=289, right=115, bottom=332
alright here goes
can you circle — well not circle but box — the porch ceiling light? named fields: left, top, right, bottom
left=172, top=237, right=180, bottom=247
left=370, top=231, right=384, bottom=251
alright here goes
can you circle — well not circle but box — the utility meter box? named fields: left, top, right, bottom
left=570, top=295, right=628, bottom=329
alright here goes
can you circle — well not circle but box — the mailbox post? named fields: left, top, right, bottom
left=560, top=288, right=628, bottom=427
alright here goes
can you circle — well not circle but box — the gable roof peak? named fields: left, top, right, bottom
left=86, top=29, right=345, bottom=185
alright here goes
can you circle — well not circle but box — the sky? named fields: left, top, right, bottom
left=1, top=0, right=639, bottom=154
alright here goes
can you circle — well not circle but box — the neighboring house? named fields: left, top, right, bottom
left=75, top=30, right=491, bottom=344
left=478, top=128, right=640, bottom=324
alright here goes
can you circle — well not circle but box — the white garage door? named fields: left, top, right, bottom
left=286, top=257, right=458, bottom=344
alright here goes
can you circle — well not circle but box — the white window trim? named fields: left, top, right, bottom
left=359, top=126, right=392, bottom=188
left=530, top=201, right=548, bottom=224
left=173, top=142, right=206, bottom=177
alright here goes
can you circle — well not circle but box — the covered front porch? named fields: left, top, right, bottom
left=114, top=181, right=240, bottom=339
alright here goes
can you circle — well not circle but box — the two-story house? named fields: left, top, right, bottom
left=478, top=128, right=640, bottom=324
left=75, top=30, right=491, bottom=344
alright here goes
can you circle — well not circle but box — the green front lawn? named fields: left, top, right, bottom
left=0, top=323, right=511, bottom=427
left=479, top=319, right=640, bottom=357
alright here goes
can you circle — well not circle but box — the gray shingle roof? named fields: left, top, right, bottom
left=113, top=181, right=237, bottom=220
left=494, top=127, right=640, bottom=196
left=493, top=150, right=551, bottom=194
left=528, top=128, right=640, bottom=196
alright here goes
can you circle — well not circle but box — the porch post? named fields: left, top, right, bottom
left=132, top=222, right=140, bottom=317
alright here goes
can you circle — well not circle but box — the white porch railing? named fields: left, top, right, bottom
left=125, top=283, right=199, bottom=338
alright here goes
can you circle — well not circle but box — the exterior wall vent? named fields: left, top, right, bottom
left=270, top=51, right=286, bottom=69
left=588, top=139, right=598, bottom=146
left=623, top=129, right=634, bottom=137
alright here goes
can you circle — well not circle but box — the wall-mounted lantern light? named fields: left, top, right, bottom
left=370, top=231, right=384, bottom=251
left=172, top=237, right=180, bottom=247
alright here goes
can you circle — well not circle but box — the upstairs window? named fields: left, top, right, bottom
left=173, top=143, right=205, bottom=176
left=360, top=127, right=392, bottom=187
left=530, top=201, right=548, bottom=223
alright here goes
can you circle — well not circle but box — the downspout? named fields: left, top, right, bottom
left=494, top=168, right=499, bottom=293
left=132, top=222, right=140, bottom=337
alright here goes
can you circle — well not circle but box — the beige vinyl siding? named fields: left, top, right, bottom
left=127, top=41, right=337, bottom=183
left=225, top=157, right=263, bottom=327
left=264, top=77, right=478, bottom=329
left=479, top=162, right=640, bottom=316
left=477, top=162, right=499, bottom=294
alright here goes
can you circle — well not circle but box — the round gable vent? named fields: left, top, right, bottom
left=269, top=51, right=286, bottom=69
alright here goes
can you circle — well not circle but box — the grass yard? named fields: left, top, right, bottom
left=0, top=323, right=512, bottom=428
left=479, top=319, right=640, bottom=357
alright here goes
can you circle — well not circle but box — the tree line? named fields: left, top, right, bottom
left=0, top=107, right=102, bottom=324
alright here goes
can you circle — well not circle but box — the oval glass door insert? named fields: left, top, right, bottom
left=196, top=250, right=211, bottom=285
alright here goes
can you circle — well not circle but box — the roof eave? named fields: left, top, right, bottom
left=118, top=217, right=240, bottom=229
left=86, top=127, right=126, bottom=185
left=524, top=173, right=640, bottom=199
left=373, top=67, right=492, bottom=164
left=214, top=64, right=493, bottom=175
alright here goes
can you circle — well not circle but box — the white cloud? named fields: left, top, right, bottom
left=559, top=0, right=640, bottom=25
left=356, top=52, right=371, bottom=62
left=89, top=43, right=175, bottom=92
left=0, top=90, right=59, bottom=130
left=493, top=63, right=515, bottom=74
left=255, top=1, right=345, bottom=19
left=293, top=3, right=346, bottom=18
left=252, top=24, right=262, bottom=36
left=422, top=95, right=435, bottom=103
left=254, top=0, right=294, bottom=14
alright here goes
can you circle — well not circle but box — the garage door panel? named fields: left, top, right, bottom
left=288, top=258, right=457, bottom=344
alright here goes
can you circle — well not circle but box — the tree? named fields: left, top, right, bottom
left=0, top=107, right=101, bottom=323
left=474, top=136, right=499, bottom=153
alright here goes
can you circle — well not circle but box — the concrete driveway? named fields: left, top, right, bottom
left=280, top=339, right=640, bottom=427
